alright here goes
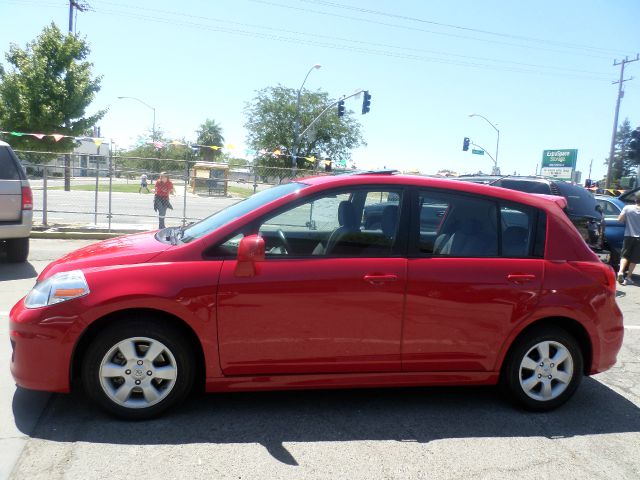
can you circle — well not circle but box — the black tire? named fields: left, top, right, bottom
left=81, top=318, right=195, bottom=420
left=6, top=237, right=29, bottom=263
left=503, top=326, right=583, bottom=411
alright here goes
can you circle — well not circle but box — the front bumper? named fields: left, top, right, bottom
left=9, top=297, right=80, bottom=392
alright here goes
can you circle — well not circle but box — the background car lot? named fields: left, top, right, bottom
left=1, top=239, right=639, bottom=479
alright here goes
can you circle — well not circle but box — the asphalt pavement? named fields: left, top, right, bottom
left=0, top=239, right=639, bottom=479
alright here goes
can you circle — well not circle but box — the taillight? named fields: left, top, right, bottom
left=570, top=261, right=616, bottom=294
left=21, top=186, right=33, bottom=210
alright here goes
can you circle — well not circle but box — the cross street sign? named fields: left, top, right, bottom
left=471, top=149, right=484, bottom=155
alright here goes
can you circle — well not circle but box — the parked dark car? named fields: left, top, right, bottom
left=455, top=176, right=608, bottom=262
left=595, top=195, right=626, bottom=267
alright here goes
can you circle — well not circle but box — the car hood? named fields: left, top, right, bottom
left=38, top=231, right=171, bottom=281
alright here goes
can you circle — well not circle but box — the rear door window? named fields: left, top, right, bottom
left=416, top=191, right=498, bottom=257
left=0, top=147, right=21, bottom=180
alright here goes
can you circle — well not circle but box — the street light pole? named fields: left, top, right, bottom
left=117, top=96, right=156, bottom=141
left=469, top=113, right=500, bottom=174
left=291, top=64, right=321, bottom=170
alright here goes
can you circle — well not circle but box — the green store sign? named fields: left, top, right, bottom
left=541, top=149, right=578, bottom=181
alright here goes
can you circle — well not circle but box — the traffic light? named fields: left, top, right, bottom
left=629, top=128, right=640, bottom=162
left=337, top=100, right=345, bottom=117
left=462, top=137, right=470, bottom=151
left=362, top=91, right=371, bottom=114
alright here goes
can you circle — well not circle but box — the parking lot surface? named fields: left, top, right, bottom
left=1, top=239, right=639, bottom=480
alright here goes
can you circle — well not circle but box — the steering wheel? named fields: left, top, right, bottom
left=276, top=229, right=292, bottom=254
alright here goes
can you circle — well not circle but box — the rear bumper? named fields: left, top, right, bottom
left=589, top=300, right=624, bottom=375
left=0, top=211, right=32, bottom=240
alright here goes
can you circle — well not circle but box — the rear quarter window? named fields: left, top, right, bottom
left=0, top=147, right=22, bottom=180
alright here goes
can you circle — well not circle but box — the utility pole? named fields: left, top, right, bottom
left=68, top=1, right=90, bottom=34
left=605, top=54, right=639, bottom=188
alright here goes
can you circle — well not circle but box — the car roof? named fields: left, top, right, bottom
left=297, top=173, right=567, bottom=211
left=0, top=140, right=10, bottom=147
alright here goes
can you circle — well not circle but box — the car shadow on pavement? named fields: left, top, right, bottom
left=0, top=259, right=38, bottom=281
left=13, top=377, right=640, bottom=466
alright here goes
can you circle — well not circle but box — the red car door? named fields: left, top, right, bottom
left=217, top=257, right=407, bottom=375
left=216, top=188, right=408, bottom=376
left=403, top=258, right=543, bottom=372
left=402, top=191, right=545, bottom=372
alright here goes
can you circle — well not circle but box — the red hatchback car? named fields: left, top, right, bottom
left=9, top=172, right=623, bottom=419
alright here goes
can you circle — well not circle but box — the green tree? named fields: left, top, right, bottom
left=118, top=129, right=191, bottom=179
left=244, top=85, right=365, bottom=181
left=0, top=23, right=105, bottom=153
left=609, top=118, right=634, bottom=185
left=196, top=119, right=225, bottom=161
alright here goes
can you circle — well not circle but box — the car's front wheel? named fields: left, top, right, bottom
left=504, top=326, right=583, bottom=411
left=82, top=319, right=195, bottom=419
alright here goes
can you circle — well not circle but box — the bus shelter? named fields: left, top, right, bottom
left=191, top=162, right=229, bottom=196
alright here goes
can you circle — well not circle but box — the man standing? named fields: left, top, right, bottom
left=617, top=193, right=640, bottom=285
left=139, top=173, right=149, bottom=193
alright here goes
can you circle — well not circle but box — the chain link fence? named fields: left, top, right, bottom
left=16, top=149, right=334, bottom=231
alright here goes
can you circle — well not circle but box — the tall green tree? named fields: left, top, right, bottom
left=244, top=85, right=365, bottom=180
left=609, top=118, right=634, bottom=185
left=196, top=119, right=225, bottom=161
left=0, top=23, right=105, bottom=154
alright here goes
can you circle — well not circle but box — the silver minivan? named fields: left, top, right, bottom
left=0, top=140, right=32, bottom=262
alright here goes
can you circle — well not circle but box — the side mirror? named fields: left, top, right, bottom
left=235, top=234, right=265, bottom=277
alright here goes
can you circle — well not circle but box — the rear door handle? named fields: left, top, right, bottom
left=507, top=274, right=536, bottom=283
left=364, top=274, right=398, bottom=285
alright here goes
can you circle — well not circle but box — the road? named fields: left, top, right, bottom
left=1, top=240, right=639, bottom=479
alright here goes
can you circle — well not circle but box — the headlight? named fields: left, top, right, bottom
left=24, top=270, right=90, bottom=309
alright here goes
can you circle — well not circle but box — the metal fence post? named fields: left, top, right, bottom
left=108, top=149, right=113, bottom=232
left=182, top=153, right=189, bottom=226
left=42, top=165, right=48, bottom=226
left=253, top=166, right=258, bottom=194
left=94, top=158, right=100, bottom=225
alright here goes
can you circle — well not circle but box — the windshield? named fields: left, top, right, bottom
left=555, top=182, right=599, bottom=217
left=180, top=182, right=307, bottom=243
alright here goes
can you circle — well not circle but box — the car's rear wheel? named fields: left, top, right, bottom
left=504, top=326, right=583, bottom=411
left=6, top=237, right=29, bottom=263
left=82, top=319, right=194, bottom=419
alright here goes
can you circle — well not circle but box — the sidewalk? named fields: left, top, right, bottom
left=31, top=222, right=155, bottom=240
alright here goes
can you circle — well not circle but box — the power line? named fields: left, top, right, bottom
left=92, top=1, right=611, bottom=80
left=248, top=0, right=616, bottom=60
left=300, top=0, right=626, bottom=56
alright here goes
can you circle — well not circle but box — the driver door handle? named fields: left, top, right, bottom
left=364, top=274, right=398, bottom=285
left=507, top=274, right=536, bottom=283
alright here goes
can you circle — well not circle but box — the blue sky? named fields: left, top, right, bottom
left=1, top=0, right=639, bottom=179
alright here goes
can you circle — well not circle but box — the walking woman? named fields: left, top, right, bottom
left=153, top=172, right=174, bottom=229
